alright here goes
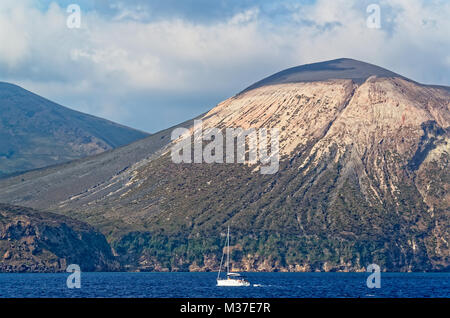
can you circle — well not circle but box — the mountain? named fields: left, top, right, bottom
left=0, top=203, right=118, bottom=272
left=241, top=58, right=405, bottom=92
left=0, top=82, right=149, bottom=177
left=0, top=58, right=448, bottom=272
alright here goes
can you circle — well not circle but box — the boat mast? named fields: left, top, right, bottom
left=217, top=227, right=225, bottom=280
left=226, top=225, right=230, bottom=275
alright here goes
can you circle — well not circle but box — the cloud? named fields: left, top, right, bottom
left=0, top=0, right=448, bottom=133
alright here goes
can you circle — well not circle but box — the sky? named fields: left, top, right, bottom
left=0, top=0, right=449, bottom=133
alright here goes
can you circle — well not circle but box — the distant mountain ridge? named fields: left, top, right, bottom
left=0, top=82, right=149, bottom=177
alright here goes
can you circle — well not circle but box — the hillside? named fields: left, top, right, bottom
left=0, top=59, right=448, bottom=272
left=0, top=82, right=148, bottom=177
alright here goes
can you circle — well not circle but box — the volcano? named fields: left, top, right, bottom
left=0, top=58, right=448, bottom=272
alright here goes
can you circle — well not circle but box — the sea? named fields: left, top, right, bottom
left=0, top=272, right=448, bottom=298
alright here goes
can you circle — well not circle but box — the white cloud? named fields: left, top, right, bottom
left=0, top=0, right=448, bottom=132
left=0, top=1, right=32, bottom=68
left=109, top=2, right=151, bottom=22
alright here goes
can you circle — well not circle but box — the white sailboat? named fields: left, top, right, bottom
left=217, top=226, right=250, bottom=287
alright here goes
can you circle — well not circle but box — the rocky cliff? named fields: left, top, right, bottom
left=0, top=204, right=119, bottom=272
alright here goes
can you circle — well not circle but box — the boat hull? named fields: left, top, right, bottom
left=217, top=279, right=251, bottom=287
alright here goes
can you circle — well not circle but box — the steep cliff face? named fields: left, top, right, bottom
left=0, top=204, right=119, bottom=272
left=0, top=59, right=448, bottom=272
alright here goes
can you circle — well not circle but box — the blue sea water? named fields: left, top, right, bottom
left=0, top=272, right=448, bottom=298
